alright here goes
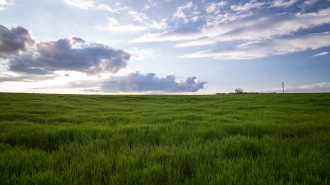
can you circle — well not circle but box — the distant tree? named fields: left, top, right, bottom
left=235, top=88, right=244, bottom=94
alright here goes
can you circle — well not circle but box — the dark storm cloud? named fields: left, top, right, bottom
left=100, top=72, right=207, bottom=93
left=7, top=37, right=131, bottom=74
left=0, top=25, right=34, bottom=58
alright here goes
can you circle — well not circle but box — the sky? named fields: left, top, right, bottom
left=0, top=0, right=329, bottom=94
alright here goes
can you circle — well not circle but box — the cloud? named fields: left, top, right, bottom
left=134, top=7, right=330, bottom=45
left=133, top=30, right=203, bottom=42
left=98, top=4, right=119, bottom=13
left=62, top=0, right=94, bottom=9
left=173, top=2, right=194, bottom=23
left=205, top=1, right=227, bottom=14
left=129, top=10, right=150, bottom=22
left=183, top=32, right=330, bottom=59
left=4, top=34, right=130, bottom=74
left=97, top=17, right=147, bottom=32
left=148, top=19, right=168, bottom=30
left=126, top=47, right=155, bottom=61
left=0, top=0, right=11, bottom=10
left=128, top=10, right=168, bottom=30
left=300, top=0, right=318, bottom=12
left=98, top=72, right=207, bottom=93
left=251, top=82, right=330, bottom=93
left=312, top=51, right=328, bottom=57
left=0, top=25, right=34, bottom=58
left=0, top=73, right=57, bottom=82
left=299, top=82, right=330, bottom=90
left=108, top=24, right=148, bottom=32
left=272, top=0, right=298, bottom=7
left=301, top=0, right=318, bottom=7
left=176, top=7, right=330, bottom=47
left=230, top=0, right=265, bottom=12
left=108, top=17, right=119, bottom=26
left=99, top=15, right=167, bottom=33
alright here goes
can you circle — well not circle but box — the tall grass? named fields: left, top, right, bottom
left=0, top=93, right=330, bottom=184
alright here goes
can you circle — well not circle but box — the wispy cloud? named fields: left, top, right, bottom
left=230, top=0, right=265, bottom=12
left=62, top=0, right=95, bottom=9
left=177, top=7, right=330, bottom=47
left=97, top=4, right=119, bottom=13
left=301, top=0, right=318, bottom=7
left=0, top=73, right=57, bottom=82
left=205, top=1, right=227, bottom=14
left=173, top=2, right=194, bottom=23
left=312, top=51, right=328, bottom=57
left=249, top=82, right=330, bottom=93
left=132, top=31, right=203, bottom=42
left=129, top=10, right=150, bottom=22
left=299, top=82, right=330, bottom=90
left=272, top=0, right=298, bottom=7
left=134, top=6, right=330, bottom=47
left=183, top=32, right=330, bottom=59
left=126, top=47, right=156, bottom=61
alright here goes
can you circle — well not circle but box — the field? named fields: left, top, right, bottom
left=0, top=93, right=330, bottom=184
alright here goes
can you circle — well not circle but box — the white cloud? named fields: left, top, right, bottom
left=205, top=1, right=227, bottom=14
left=173, top=2, right=194, bottom=23
left=132, top=31, right=203, bottom=42
left=191, top=16, right=199, bottom=22
left=128, top=10, right=167, bottom=30
left=0, top=0, right=11, bottom=10
left=299, top=82, right=330, bottom=90
left=312, top=51, right=328, bottom=57
left=108, top=24, right=148, bottom=32
left=272, top=0, right=297, bottom=7
left=230, top=0, right=265, bottom=12
left=129, top=10, right=150, bottom=22
left=63, top=0, right=95, bottom=9
left=249, top=82, right=330, bottom=93
left=301, top=0, right=318, bottom=7
left=98, top=4, right=119, bottom=13
left=97, top=17, right=147, bottom=32
left=144, top=4, right=150, bottom=10
left=108, top=17, right=119, bottom=25
left=148, top=19, right=168, bottom=30
left=126, top=47, right=155, bottom=61
left=100, top=15, right=167, bottom=33
left=205, top=11, right=253, bottom=26
left=182, top=32, right=330, bottom=60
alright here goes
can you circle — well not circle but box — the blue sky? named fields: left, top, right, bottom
left=0, top=0, right=329, bottom=94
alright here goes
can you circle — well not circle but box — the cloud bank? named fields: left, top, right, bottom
left=0, top=24, right=207, bottom=93
left=98, top=72, right=207, bottom=93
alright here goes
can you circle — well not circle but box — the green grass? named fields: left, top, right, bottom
left=0, top=93, right=330, bottom=184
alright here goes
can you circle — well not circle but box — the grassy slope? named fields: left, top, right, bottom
left=0, top=93, right=330, bottom=184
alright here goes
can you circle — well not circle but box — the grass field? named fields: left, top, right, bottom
left=0, top=92, right=330, bottom=184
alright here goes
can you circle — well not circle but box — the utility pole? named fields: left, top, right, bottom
left=193, top=86, right=195, bottom=95
left=282, top=82, right=284, bottom=93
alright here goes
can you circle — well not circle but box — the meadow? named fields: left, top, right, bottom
left=0, top=92, right=329, bottom=184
